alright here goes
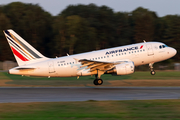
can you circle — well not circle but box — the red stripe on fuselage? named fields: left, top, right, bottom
left=140, top=45, right=143, bottom=49
left=11, top=47, right=29, bottom=61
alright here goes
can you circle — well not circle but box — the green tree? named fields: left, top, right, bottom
left=0, top=9, right=13, bottom=61
left=114, top=12, right=133, bottom=46
left=52, top=15, right=67, bottom=57
left=61, top=4, right=115, bottom=50
left=161, top=15, right=180, bottom=61
left=52, top=15, right=96, bottom=56
left=2, top=2, right=53, bottom=57
left=131, top=7, right=157, bottom=43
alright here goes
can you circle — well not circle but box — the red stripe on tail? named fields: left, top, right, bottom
left=11, top=47, right=29, bottom=61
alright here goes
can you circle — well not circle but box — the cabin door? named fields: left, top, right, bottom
left=146, top=44, right=154, bottom=56
left=48, top=61, right=56, bottom=73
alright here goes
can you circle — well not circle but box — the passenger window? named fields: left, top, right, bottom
left=104, top=56, right=106, bottom=58
left=112, top=55, right=113, bottom=57
left=116, top=54, right=118, bottom=56
left=159, top=45, right=162, bottom=49
left=101, top=57, right=103, bottom=59
left=61, top=64, right=63, bottom=66
left=98, top=57, right=100, bottom=59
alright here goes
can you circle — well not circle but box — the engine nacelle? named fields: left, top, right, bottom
left=114, top=61, right=135, bottom=75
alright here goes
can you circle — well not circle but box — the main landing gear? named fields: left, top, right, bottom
left=93, top=78, right=103, bottom=85
left=93, top=70, right=104, bottom=85
left=149, top=63, right=156, bottom=75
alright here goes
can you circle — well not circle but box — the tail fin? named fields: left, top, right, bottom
left=3, top=29, right=47, bottom=66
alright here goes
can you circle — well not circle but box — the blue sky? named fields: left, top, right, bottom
left=0, top=0, right=180, bottom=17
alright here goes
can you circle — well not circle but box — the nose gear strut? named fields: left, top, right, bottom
left=149, top=63, right=155, bottom=75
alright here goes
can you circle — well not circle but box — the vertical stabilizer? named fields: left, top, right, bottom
left=3, top=29, right=47, bottom=66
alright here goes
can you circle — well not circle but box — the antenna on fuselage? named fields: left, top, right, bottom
left=67, top=53, right=69, bottom=56
left=143, top=40, right=146, bottom=43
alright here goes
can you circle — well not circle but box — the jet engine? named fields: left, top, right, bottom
left=113, top=61, right=135, bottom=75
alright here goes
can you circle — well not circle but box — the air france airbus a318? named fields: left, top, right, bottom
left=3, top=29, right=177, bottom=85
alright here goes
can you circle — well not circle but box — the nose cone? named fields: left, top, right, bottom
left=172, top=48, right=177, bottom=56
left=169, top=47, right=177, bottom=57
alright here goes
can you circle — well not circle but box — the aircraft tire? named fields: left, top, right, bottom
left=151, top=71, right=156, bottom=75
left=93, top=79, right=103, bottom=85
left=93, top=79, right=98, bottom=85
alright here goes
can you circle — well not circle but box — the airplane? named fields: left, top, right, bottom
left=3, top=29, right=177, bottom=85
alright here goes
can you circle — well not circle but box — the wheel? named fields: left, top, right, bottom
left=93, top=79, right=103, bottom=85
left=151, top=71, right=155, bottom=75
left=97, top=79, right=103, bottom=85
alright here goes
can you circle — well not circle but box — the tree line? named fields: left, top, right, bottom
left=0, top=2, right=179, bottom=62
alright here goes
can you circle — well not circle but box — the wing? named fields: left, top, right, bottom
left=78, top=59, right=129, bottom=73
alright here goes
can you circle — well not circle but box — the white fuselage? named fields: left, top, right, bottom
left=9, top=42, right=177, bottom=77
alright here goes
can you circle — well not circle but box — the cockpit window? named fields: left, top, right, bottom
left=159, top=44, right=168, bottom=49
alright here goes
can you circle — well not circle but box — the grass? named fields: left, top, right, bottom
left=1, top=99, right=180, bottom=120
left=0, top=71, right=180, bottom=86
left=0, top=72, right=180, bottom=119
left=2, top=71, right=180, bottom=80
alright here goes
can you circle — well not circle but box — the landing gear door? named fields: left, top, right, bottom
left=146, top=44, right=154, bottom=56
left=48, top=61, right=55, bottom=73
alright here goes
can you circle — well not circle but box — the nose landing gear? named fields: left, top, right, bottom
left=149, top=63, right=156, bottom=75
left=151, top=70, right=156, bottom=75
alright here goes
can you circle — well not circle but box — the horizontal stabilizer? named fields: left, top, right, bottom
left=15, top=67, right=36, bottom=70
left=14, top=66, right=36, bottom=70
